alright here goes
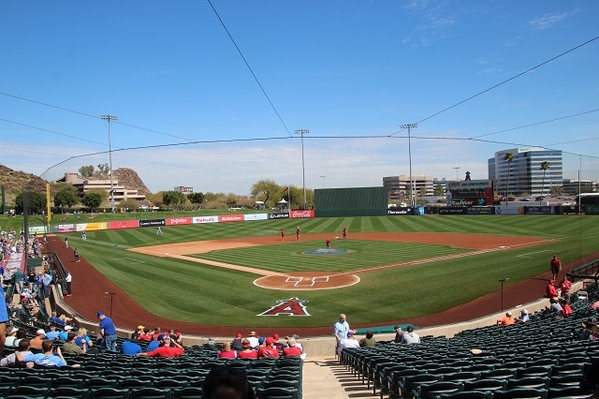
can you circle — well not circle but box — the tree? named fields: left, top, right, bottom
left=54, top=185, right=80, bottom=212
left=419, top=185, right=427, bottom=198
left=550, top=186, right=564, bottom=196
left=78, top=165, right=95, bottom=178
left=434, top=184, right=445, bottom=196
left=118, top=198, right=140, bottom=211
left=96, top=163, right=110, bottom=177
left=187, top=192, right=205, bottom=209
left=251, top=179, right=280, bottom=208
left=14, top=191, right=47, bottom=214
left=82, top=192, right=103, bottom=212
left=162, top=191, right=186, bottom=210
left=503, top=152, right=515, bottom=206
left=540, top=161, right=550, bottom=203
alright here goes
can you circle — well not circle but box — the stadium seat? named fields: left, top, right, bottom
left=464, top=378, right=507, bottom=393
left=413, top=381, right=463, bottom=399
left=48, top=386, right=90, bottom=399
left=438, top=391, right=492, bottom=399
left=172, top=387, right=203, bottom=399
left=507, top=377, right=550, bottom=390
left=257, top=386, right=299, bottom=399
left=547, top=387, right=595, bottom=399
left=89, top=387, right=131, bottom=399
left=130, top=387, right=173, bottom=399
left=494, top=388, right=548, bottom=399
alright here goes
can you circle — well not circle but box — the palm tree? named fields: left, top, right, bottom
left=540, top=161, right=550, bottom=204
left=504, top=152, right=514, bottom=206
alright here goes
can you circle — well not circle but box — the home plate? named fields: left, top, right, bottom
left=335, top=236, right=340, bottom=239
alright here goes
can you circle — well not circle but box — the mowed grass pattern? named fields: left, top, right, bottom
left=192, top=240, right=469, bottom=273
left=61, top=215, right=599, bottom=328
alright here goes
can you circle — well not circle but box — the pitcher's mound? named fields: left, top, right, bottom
left=254, top=272, right=360, bottom=291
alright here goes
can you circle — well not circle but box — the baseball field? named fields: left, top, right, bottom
left=52, top=214, right=599, bottom=333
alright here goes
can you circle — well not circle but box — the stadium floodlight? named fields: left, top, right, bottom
left=294, top=129, right=310, bottom=209
left=453, top=166, right=461, bottom=181
left=400, top=124, right=418, bottom=207
left=101, top=114, right=118, bottom=213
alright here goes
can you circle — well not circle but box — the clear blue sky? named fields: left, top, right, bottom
left=1, top=1, right=598, bottom=194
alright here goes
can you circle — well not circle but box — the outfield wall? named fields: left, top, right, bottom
left=28, top=204, right=593, bottom=235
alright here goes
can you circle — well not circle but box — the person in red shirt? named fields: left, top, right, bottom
left=296, top=226, right=301, bottom=241
left=238, top=339, right=257, bottom=359
left=282, top=337, right=302, bottom=357
left=325, top=239, right=331, bottom=248
left=546, top=280, right=559, bottom=299
left=342, top=227, right=347, bottom=240
left=137, top=334, right=184, bottom=358
left=257, top=337, right=279, bottom=358
left=560, top=298, right=573, bottom=318
left=218, top=341, right=237, bottom=359
left=280, top=229, right=285, bottom=241
left=550, top=254, right=562, bottom=281
left=560, top=275, right=572, bottom=299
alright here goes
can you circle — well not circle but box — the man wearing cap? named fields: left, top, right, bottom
left=546, top=280, right=558, bottom=299
left=131, top=325, right=145, bottom=340
left=58, top=325, right=73, bottom=341
left=97, top=310, right=117, bottom=352
left=247, top=331, right=259, bottom=349
left=518, top=309, right=530, bottom=322
left=232, top=333, right=243, bottom=351
left=338, top=331, right=360, bottom=355
left=497, top=311, right=516, bottom=326
left=257, top=337, right=280, bottom=358
left=402, top=326, right=421, bottom=344
left=282, top=337, right=302, bottom=357
left=45, top=326, right=60, bottom=340
left=550, top=254, right=562, bottom=281
left=136, top=333, right=184, bottom=357
left=30, top=329, right=46, bottom=349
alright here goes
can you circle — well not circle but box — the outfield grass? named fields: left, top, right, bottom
left=52, top=214, right=599, bottom=329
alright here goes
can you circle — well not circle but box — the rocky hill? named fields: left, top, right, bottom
left=113, top=167, right=151, bottom=195
left=0, top=165, right=48, bottom=193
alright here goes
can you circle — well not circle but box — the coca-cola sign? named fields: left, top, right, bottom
left=192, top=216, right=218, bottom=224
left=290, top=210, right=315, bottom=219
left=166, top=217, right=192, bottom=226
left=219, top=214, right=244, bottom=223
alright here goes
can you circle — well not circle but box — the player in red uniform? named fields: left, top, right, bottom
left=342, top=227, right=347, bottom=240
left=280, top=229, right=285, bottom=241
left=296, top=226, right=301, bottom=241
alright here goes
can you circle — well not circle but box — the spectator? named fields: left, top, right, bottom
left=12, top=328, right=27, bottom=349
left=30, top=329, right=46, bottom=350
left=49, top=311, right=66, bottom=326
left=97, top=310, right=117, bottom=352
left=75, top=327, right=98, bottom=354
left=131, top=325, right=144, bottom=340
left=547, top=297, right=564, bottom=315
left=402, top=326, right=421, bottom=344
left=137, top=333, right=184, bottom=357
left=579, top=318, right=599, bottom=341
left=45, top=326, right=60, bottom=340
left=238, top=339, right=258, bottom=359
left=58, top=325, right=73, bottom=341
left=257, top=337, right=279, bottom=358
left=219, top=341, right=237, bottom=359
left=393, top=326, right=404, bottom=344
left=546, top=280, right=559, bottom=299
left=338, top=331, right=360, bottom=356
left=560, top=297, right=573, bottom=318
left=62, top=333, right=85, bottom=355
left=518, top=309, right=530, bottom=323
left=0, top=338, right=32, bottom=367
left=5, top=326, right=18, bottom=347
left=232, top=332, right=243, bottom=351
left=359, top=330, right=376, bottom=347
left=497, top=312, right=516, bottom=326
left=247, top=331, right=259, bottom=349
left=588, top=295, right=599, bottom=311
left=137, top=328, right=152, bottom=341
left=25, top=339, right=80, bottom=368
left=282, top=337, right=302, bottom=357
left=202, top=366, right=256, bottom=399
left=121, top=340, right=142, bottom=356
left=560, top=275, right=572, bottom=299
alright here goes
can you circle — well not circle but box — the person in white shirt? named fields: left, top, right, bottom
left=402, top=326, right=421, bottom=344
left=338, top=331, right=360, bottom=356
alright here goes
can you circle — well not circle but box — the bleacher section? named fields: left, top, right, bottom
left=339, top=287, right=599, bottom=399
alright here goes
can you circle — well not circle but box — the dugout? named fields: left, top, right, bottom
left=314, top=187, right=388, bottom=217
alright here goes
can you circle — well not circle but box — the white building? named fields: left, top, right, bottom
left=383, top=175, right=434, bottom=201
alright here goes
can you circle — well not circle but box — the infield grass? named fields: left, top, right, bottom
left=51, top=214, right=599, bottom=328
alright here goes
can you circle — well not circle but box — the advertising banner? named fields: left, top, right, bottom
left=494, top=206, right=522, bottom=215
left=524, top=206, right=554, bottom=215
left=219, top=214, right=244, bottom=223
left=268, top=213, right=290, bottom=220
left=290, top=210, right=315, bottom=219
left=109, top=220, right=139, bottom=230
left=465, top=207, right=495, bottom=215
left=438, top=207, right=467, bottom=215
left=58, top=224, right=76, bottom=232
left=192, top=216, right=219, bottom=224
left=166, top=217, right=192, bottom=226
left=77, top=222, right=108, bottom=231
left=139, top=219, right=166, bottom=227
left=29, top=226, right=46, bottom=235
left=244, top=213, right=268, bottom=221
left=387, top=207, right=412, bottom=215
left=585, top=206, right=599, bottom=215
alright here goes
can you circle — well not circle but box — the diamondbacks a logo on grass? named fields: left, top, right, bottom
left=258, top=297, right=310, bottom=317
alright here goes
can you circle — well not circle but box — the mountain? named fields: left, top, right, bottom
left=0, top=165, right=48, bottom=193
left=113, top=167, right=152, bottom=195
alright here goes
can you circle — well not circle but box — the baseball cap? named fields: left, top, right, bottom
left=287, top=337, right=297, bottom=346
left=347, top=331, right=354, bottom=337
left=258, top=337, right=266, bottom=345
left=273, top=333, right=280, bottom=341
left=137, top=325, right=145, bottom=330
left=506, top=311, right=512, bottom=316
left=394, top=325, right=401, bottom=330
left=266, top=337, right=274, bottom=345
left=96, top=310, right=105, bottom=318
left=64, top=326, right=73, bottom=331
left=158, top=333, right=170, bottom=341
left=249, top=331, right=257, bottom=336
left=521, top=309, right=528, bottom=314
left=236, top=333, right=242, bottom=339
left=36, top=329, right=45, bottom=335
